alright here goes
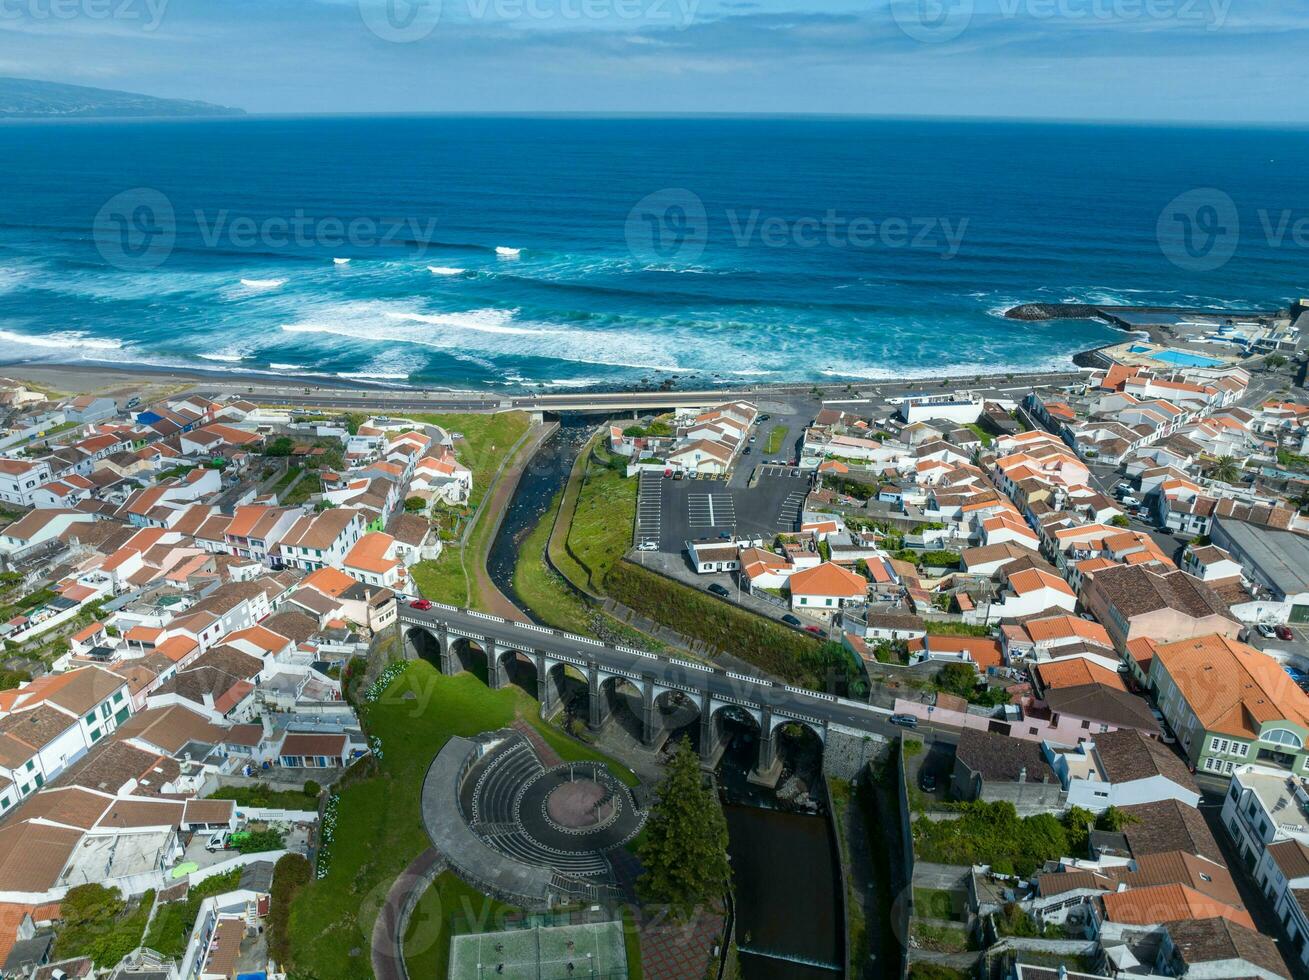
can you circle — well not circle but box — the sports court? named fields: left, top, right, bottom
left=448, top=919, right=629, bottom=980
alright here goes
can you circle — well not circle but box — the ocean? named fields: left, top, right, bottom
left=0, top=116, right=1306, bottom=390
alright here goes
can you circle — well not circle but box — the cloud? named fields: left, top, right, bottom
left=0, top=0, right=1304, bottom=119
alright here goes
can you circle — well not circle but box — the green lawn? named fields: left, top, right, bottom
left=412, top=549, right=472, bottom=607
left=403, top=872, right=521, bottom=979
left=764, top=424, right=789, bottom=455
left=206, top=783, right=321, bottom=811
left=514, top=490, right=595, bottom=633
left=410, top=412, right=531, bottom=508
left=282, top=471, right=322, bottom=506
left=405, top=411, right=533, bottom=610
left=565, top=453, right=636, bottom=591
left=285, top=662, right=635, bottom=977
left=913, top=888, right=957, bottom=921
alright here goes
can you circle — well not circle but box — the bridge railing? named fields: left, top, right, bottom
left=397, top=604, right=888, bottom=719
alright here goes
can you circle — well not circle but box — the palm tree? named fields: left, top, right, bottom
left=1212, top=456, right=1241, bottom=484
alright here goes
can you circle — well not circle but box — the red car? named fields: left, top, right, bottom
left=409, top=599, right=433, bottom=611
left=1276, top=625, right=1295, bottom=641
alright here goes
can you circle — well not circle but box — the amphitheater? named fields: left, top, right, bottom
left=422, top=727, right=647, bottom=910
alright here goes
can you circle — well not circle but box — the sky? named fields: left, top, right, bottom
left=0, top=0, right=1307, bottom=121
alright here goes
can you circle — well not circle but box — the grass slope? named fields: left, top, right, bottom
left=285, top=662, right=634, bottom=978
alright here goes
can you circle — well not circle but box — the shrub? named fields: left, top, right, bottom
left=303, top=780, right=321, bottom=799
left=268, top=854, right=313, bottom=967
left=913, top=801, right=1088, bottom=876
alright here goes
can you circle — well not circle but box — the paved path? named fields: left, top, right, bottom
left=371, top=848, right=445, bottom=980
left=638, top=907, right=724, bottom=980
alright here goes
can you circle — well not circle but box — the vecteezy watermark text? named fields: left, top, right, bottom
left=1156, top=188, right=1309, bottom=273
left=357, top=0, right=696, bottom=42
left=888, top=0, right=1230, bottom=44
left=0, top=0, right=168, bottom=30
left=625, top=188, right=968, bottom=263
left=93, top=188, right=440, bottom=270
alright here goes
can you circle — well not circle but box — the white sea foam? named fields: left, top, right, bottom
left=280, top=299, right=690, bottom=373
left=240, top=278, right=287, bottom=291
left=199, top=352, right=246, bottom=363
left=269, top=362, right=305, bottom=371
left=338, top=371, right=411, bottom=380
left=494, top=246, right=521, bottom=257
left=428, top=266, right=465, bottom=276
left=0, top=328, right=123, bottom=352
left=333, top=258, right=351, bottom=265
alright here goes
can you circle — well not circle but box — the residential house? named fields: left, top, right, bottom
left=1152, top=634, right=1309, bottom=778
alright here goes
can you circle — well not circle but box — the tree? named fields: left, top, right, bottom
left=264, top=436, right=294, bottom=457
left=637, top=738, right=730, bottom=918
left=1212, top=456, right=1241, bottom=484
left=1109, top=514, right=1130, bottom=528
left=303, top=779, right=321, bottom=798
left=1095, top=805, right=1138, bottom=832
left=1266, top=353, right=1288, bottom=370
left=404, top=496, right=427, bottom=513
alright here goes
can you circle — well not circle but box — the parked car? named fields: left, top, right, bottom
left=781, top=614, right=802, bottom=627
left=1277, top=625, right=1295, bottom=641
left=743, top=447, right=751, bottom=455
left=707, top=583, right=731, bottom=598
left=637, top=541, right=657, bottom=552
left=1257, top=623, right=1277, bottom=639
left=409, top=598, right=433, bottom=610
left=804, top=625, right=826, bottom=637
left=204, top=831, right=228, bottom=852
left=889, top=713, right=919, bottom=729
left=1121, top=495, right=1141, bottom=508
left=920, top=771, right=937, bottom=792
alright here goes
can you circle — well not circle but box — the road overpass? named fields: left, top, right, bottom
left=397, top=601, right=903, bottom=779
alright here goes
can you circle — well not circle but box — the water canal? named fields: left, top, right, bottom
left=488, top=417, right=845, bottom=979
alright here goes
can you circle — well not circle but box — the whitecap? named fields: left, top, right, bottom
left=0, top=327, right=123, bottom=352
left=495, top=246, right=522, bottom=257
left=428, top=266, right=466, bottom=276
left=199, top=352, right=246, bottom=363
left=333, top=258, right=351, bottom=265
left=240, top=278, right=287, bottom=290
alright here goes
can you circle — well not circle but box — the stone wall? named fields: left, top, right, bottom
left=823, top=726, right=891, bottom=779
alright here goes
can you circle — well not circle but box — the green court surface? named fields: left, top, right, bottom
left=448, top=920, right=628, bottom=980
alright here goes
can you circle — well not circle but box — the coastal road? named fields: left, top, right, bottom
left=205, top=370, right=1091, bottom=417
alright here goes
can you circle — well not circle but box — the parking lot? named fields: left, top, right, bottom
left=651, top=468, right=813, bottom=552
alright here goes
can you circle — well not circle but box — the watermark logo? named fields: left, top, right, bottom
left=0, top=0, right=169, bottom=31
left=358, top=0, right=441, bottom=42
left=625, top=189, right=969, bottom=262
left=93, top=188, right=176, bottom=271
left=92, top=187, right=445, bottom=270
left=625, top=188, right=709, bottom=266
left=1156, top=187, right=1239, bottom=272
left=889, top=0, right=973, bottom=43
left=889, top=0, right=1230, bottom=43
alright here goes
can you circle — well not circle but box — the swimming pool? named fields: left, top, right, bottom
left=1126, top=343, right=1224, bottom=368
left=1151, top=349, right=1225, bottom=368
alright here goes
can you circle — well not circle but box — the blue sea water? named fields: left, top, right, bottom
left=0, top=116, right=1306, bottom=389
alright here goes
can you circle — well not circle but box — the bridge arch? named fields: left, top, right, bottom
left=403, top=625, right=443, bottom=670
left=497, top=646, right=538, bottom=697
left=707, top=703, right=762, bottom=765
left=450, top=636, right=490, bottom=683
